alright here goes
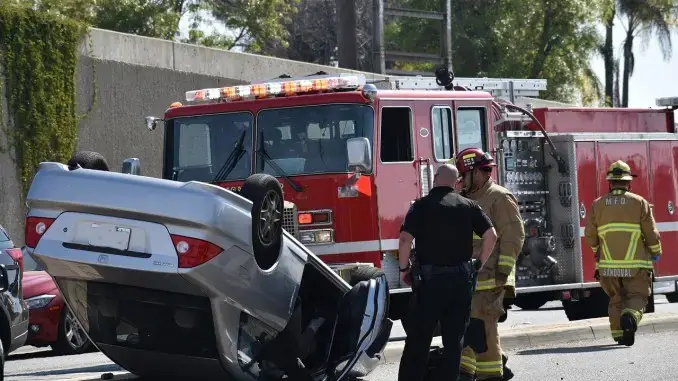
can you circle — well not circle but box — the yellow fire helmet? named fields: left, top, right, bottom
left=606, top=160, right=635, bottom=181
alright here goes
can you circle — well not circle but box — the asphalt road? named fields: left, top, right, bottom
left=6, top=296, right=678, bottom=381
left=365, top=330, right=678, bottom=381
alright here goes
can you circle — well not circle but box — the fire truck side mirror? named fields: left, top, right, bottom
left=347, top=137, right=372, bottom=173
left=121, top=158, right=141, bottom=176
left=145, top=116, right=163, bottom=131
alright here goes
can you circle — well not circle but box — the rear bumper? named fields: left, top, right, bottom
left=35, top=251, right=253, bottom=379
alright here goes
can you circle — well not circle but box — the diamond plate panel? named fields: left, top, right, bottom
left=282, top=201, right=299, bottom=238
left=419, top=161, right=433, bottom=197
left=544, top=137, right=582, bottom=284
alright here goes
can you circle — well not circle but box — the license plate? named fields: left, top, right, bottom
left=87, top=223, right=131, bottom=251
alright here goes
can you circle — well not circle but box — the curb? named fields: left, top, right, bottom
left=379, top=312, right=678, bottom=364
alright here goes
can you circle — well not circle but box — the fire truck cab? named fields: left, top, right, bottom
left=135, top=70, right=678, bottom=323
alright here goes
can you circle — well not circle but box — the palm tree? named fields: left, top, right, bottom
left=600, top=0, right=616, bottom=106
left=617, top=0, right=677, bottom=107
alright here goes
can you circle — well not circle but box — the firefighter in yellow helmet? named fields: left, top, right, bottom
left=584, top=160, right=662, bottom=346
left=451, top=148, right=524, bottom=381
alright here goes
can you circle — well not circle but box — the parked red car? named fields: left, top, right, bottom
left=22, top=247, right=92, bottom=355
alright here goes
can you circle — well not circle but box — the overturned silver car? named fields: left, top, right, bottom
left=25, top=162, right=392, bottom=380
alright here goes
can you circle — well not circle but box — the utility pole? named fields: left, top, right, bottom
left=372, top=0, right=453, bottom=76
left=336, top=0, right=359, bottom=69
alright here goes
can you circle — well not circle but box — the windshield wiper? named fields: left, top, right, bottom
left=255, top=130, right=303, bottom=192
left=211, top=129, right=247, bottom=184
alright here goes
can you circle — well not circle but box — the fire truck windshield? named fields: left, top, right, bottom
left=255, top=104, right=374, bottom=176
left=164, top=112, right=253, bottom=182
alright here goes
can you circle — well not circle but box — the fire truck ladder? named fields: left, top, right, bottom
left=384, top=76, right=549, bottom=126
left=387, top=76, right=548, bottom=103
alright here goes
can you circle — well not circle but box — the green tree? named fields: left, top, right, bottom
left=18, top=0, right=188, bottom=39
left=16, top=0, right=297, bottom=52
left=617, top=0, right=677, bottom=107
left=382, top=0, right=606, bottom=104
left=600, top=0, right=616, bottom=106
left=192, top=0, right=299, bottom=52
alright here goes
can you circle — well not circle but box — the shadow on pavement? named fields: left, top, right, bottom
left=7, top=364, right=122, bottom=378
left=7, top=350, right=56, bottom=361
left=517, top=344, right=623, bottom=355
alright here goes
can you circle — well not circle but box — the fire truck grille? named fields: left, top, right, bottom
left=283, top=204, right=298, bottom=238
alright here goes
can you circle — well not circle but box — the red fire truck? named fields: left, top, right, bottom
left=137, top=70, right=678, bottom=323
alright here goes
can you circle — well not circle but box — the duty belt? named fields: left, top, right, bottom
left=420, top=261, right=472, bottom=278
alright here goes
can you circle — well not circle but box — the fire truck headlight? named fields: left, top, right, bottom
left=338, top=185, right=359, bottom=198
left=299, top=229, right=334, bottom=245
left=315, top=230, right=333, bottom=243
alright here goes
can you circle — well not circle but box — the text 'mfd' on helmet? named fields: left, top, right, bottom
left=606, top=160, right=636, bottom=182
left=452, top=147, right=497, bottom=175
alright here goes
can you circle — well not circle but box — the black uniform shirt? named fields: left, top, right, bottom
left=400, top=186, right=494, bottom=266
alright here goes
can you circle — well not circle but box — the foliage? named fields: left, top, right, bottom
left=17, top=0, right=297, bottom=53
left=382, top=0, right=606, bottom=105
left=0, top=3, right=86, bottom=196
left=257, top=0, right=374, bottom=70
left=616, top=0, right=678, bottom=107
left=207, top=0, right=299, bottom=52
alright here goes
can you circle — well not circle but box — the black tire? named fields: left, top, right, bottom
left=666, top=292, right=678, bottom=303
left=562, top=299, right=585, bottom=321
left=240, top=174, right=284, bottom=271
left=563, top=289, right=609, bottom=321
left=513, top=294, right=549, bottom=310
left=51, top=308, right=93, bottom=355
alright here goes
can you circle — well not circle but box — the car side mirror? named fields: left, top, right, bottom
left=145, top=116, right=163, bottom=131
left=121, top=158, right=141, bottom=175
left=0, top=265, right=9, bottom=292
left=347, top=137, right=372, bottom=173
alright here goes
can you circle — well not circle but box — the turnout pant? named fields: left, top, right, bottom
left=398, top=271, right=473, bottom=381
left=460, top=287, right=505, bottom=380
left=599, top=269, right=652, bottom=340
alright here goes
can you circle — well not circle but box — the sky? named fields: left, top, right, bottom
left=179, top=12, right=678, bottom=110
left=589, top=20, right=678, bottom=109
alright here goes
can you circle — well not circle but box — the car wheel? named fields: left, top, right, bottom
left=52, top=308, right=92, bottom=355
left=241, top=174, right=284, bottom=271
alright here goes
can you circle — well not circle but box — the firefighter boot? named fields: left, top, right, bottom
left=502, top=353, right=514, bottom=381
left=620, top=312, right=638, bottom=347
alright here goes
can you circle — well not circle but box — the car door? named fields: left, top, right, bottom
left=0, top=225, right=26, bottom=344
left=324, top=264, right=391, bottom=380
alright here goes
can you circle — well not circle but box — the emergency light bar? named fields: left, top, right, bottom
left=656, top=96, right=678, bottom=107
left=185, top=74, right=367, bottom=103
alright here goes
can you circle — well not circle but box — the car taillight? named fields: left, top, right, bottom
left=6, top=248, right=23, bottom=275
left=170, top=234, right=223, bottom=269
left=25, top=217, right=56, bottom=249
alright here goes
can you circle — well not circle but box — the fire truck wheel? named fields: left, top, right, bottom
left=241, top=174, right=284, bottom=271
left=666, top=292, right=678, bottom=303
left=562, top=289, right=609, bottom=321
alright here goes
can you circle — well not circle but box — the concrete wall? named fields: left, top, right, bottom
left=1, top=28, right=387, bottom=245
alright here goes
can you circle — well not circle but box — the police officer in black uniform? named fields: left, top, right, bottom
left=398, top=164, right=498, bottom=381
